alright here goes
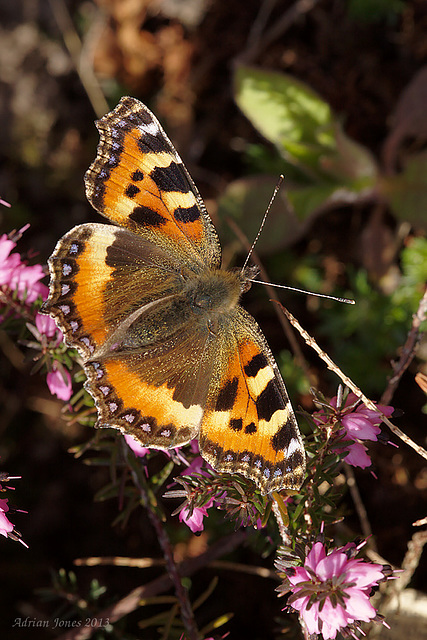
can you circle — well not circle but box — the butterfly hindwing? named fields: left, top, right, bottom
left=199, top=308, right=305, bottom=494
left=83, top=323, right=214, bottom=450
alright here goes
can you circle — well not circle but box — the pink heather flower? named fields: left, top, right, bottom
left=124, top=434, right=188, bottom=460
left=11, top=263, right=48, bottom=303
left=32, top=312, right=65, bottom=353
left=0, top=496, right=28, bottom=548
left=343, top=441, right=372, bottom=468
left=0, top=229, right=48, bottom=305
left=46, top=363, right=72, bottom=401
left=0, top=498, right=14, bottom=537
left=182, top=455, right=210, bottom=477
left=124, top=434, right=150, bottom=457
left=180, top=442, right=215, bottom=478
left=35, top=311, right=63, bottom=343
left=313, top=392, right=394, bottom=468
left=189, top=439, right=200, bottom=455
left=0, top=235, right=17, bottom=264
left=279, top=541, right=387, bottom=639
left=179, top=498, right=214, bottom=533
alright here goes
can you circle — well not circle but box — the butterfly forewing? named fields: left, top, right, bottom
left=85, top=97, right=221, bottom=269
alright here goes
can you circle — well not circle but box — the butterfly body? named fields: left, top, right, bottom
left=43, top=97, right=305, bottom=495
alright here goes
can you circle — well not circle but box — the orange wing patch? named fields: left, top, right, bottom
left=44, top=222, right=189, bottom=359
left=43, top=224, right=116, bottom=357
left=84, top=358, right=203, bottom=449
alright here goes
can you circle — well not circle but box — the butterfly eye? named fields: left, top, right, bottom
left=240, top=279, right=252, bottom=294
left=240, top=265, right=258, bottom=293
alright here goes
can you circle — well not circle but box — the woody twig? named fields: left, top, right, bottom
left=278, top=302, right=427, bottom=462
left=381, top=286, right=427, bottom=406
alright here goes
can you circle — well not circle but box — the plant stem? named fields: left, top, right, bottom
left=145, top=497, right=200, bottom=640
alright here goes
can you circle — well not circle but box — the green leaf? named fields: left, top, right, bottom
left=234, top=64, right=378, bottom=187
left=235, top=65, right=333, bottom=164
left=400, top=237, right=427, bottom=286
left=285, top=182, right=346, bottom=221
left=393, top=237, right=427, bottom=319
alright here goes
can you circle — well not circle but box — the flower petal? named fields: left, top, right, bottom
left=300, top=600, right=321, bottom=635
left=318, top=599, right=347, bottom=639
left=305, top=541, right=327, bottom=572
left=343, top=588, right=377, bottom=621
left=179, top=499, right=214, bottom=533
left=124, top=434, right=150, bottom=457
left=316, top=550, right=348, bottom=581
left=35, top=312, right=57, bottom=338
left=345, top=559, right=384, bottom=587
left=288, top=567, right=311, bottom=586
left=342, top=414, right=380, bottom=440
left=47, top=367, right=72, bottom=401
left=344, top=441, right=372, bottom=468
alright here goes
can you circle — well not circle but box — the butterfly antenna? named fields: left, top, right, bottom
left=241, top=175, right=284, bottom=272
left=241, top=176, right=355, bottom=305
left=248, top=279, right=355, bottom=305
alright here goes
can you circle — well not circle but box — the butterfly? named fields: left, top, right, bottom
left=43, top=97, right=305, bottom=495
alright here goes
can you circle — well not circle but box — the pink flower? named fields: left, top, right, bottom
left=343, top=441, right=372, bottom=468
left=0, top=235, right=17, bottom=264
left=183, top=455, right=210, bottom=477
left=0, top=499, right=13, bottom=538
left=0, top=229, right=48, bottom=306
left=278, top=541, right=387, bottom=639
left=46, top=363, right=72, bottom=401
left=179, top=498, right=214, bottom=533
left=123, top=434, right=189, bottom=460
left=35, top=312, right=56, bottom=338
left=180, top=442, right=215, bottom=479
left=124, top=434, right=150, bottom=457
left=313, top=392, right=394, bottom=468
left=0, top=496, right=28, bottom=548
left=189, top=439, right=201, bottom=455
left=12, top=263, right=48, bottom=303
left=32, top=312, right=65, bottom=351
left=340, top=396, right=392, bottom=440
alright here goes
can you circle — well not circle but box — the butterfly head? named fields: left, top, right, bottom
left=239, top=263, right=259, bottom=294
left=185, top=268, right=242, bottom=316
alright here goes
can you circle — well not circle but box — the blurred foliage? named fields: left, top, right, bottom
left=234, top=65, right=378, bottom=221
left=347, top=0, right=405, bottom=23
left=307, top=238, right=427, bottom=394
left=397, top=237, right=427, bottom=307
left=318, top=268, right=409, bottom=393
left=233, top=64, right=427, bottom=229
left=278, top=349, right=311, bottom=400
left=382, top=151, right=427, bottom=227
left=262, top=235, right=427, bottom=397
left=36, top=569, right=115, bottom=638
